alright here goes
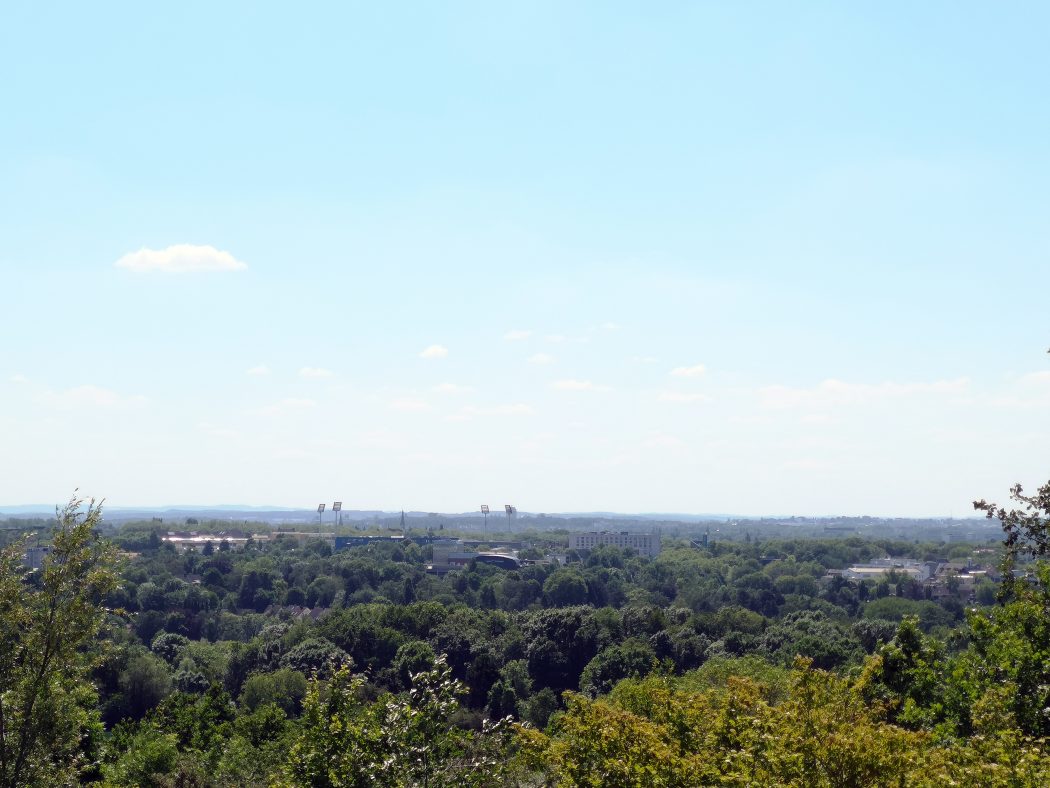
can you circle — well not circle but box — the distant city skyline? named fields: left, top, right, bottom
left=3, top=4, right=1048, bottom=515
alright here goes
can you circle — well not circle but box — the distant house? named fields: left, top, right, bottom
left=926, top=561, right=999, bottom=601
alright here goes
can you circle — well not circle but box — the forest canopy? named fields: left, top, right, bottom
left=0, top=483, right=1047, bottom=785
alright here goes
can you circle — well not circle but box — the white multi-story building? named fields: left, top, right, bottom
left=569, top=531, right=661, bottom=557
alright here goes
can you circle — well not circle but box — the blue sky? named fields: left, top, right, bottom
left=2, top=3, right=1048, bottom=515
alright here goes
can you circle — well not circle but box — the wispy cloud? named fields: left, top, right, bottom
left=10, top=374, right=28, bottom=384
left=783, top=458, right=827, bottom=471
left=448, top=403, right=534, bottom=421
left=1019, top=371, right=1050, bottom=385
left=658, top=391, right=712, bottom=404
left=357, top=429, right=407, bottom=450
left=299, top=366, right=333, bottom=378
left=670, top=363, right=706, bottom=378
left=271, top=448, right=313, bottom=461
left=800, top=413, right=838, bottom=425
left=989, top=371, right=1050, bottom=408
left=248, top=398, right=317, bottom=417
left=390, top=397, right=432, bottom=412
left=643, top=433, right=685, bottom=449
left=419, top=345, right=448, bottom=359
left=114, top=244, right=247, bottom=273
left=503, top=329, right=532, bottom=341
left=433, top=383, right=473, bottom=394
left=760, top=378, right=969, bottom=409
left=281, top=398, right=316, bottom=409
left=246, top=365, right=270, bottom=376
left=197, top=422, right=238, bottom=438
left=44, top=385, right=147, bottom=409
left=528, top=353, right=554, bottom=365
left=551, top=379, right=610, bottom=392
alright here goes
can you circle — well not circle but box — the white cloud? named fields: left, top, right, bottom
left=246, top=365, right=270, bottom=376
left=643, top=433, right=686, bottom=449
left=528, top=353, right=554, bottom=365
left=489, top=403, right=537, bottom=416
left=271, top=448, right=312, bottom=461
left=800, top=413, right=838, bottom=425
left=783, top=458, right=827, bottom=471
left=503, top=329, right=532, bottom=341
left=248, top=397, right=316, bottom=417
left=197, top=422, right=238, bottom=438
left=760, top=378, right=969, bottom=409
left=419, top=345, right=449, bottom=359
left=357, top=429, right=407, bottom=450
left=390, top=397, right=432, bottom=412
left=551, top=379, right=610, bottom=392
left=1019, top=371, right=1050, bottom=385
left=670, top=363, right=707, bottom=378
left=299, top=366, right=334, bottom=379
left=281, top=398, right=316, bottom=409
left=658, top=391, right=712, bottom=404
left=990, top=372, right=1050, bottom=408
left=449, top=403, right=534, bottom=421
left=114, top=244, right=247, bottom=273
left=10, top=374, right=28, bottom=384
left=44, top=385, right=147, bottom=409
left=433, top=383, right=473, bottom=394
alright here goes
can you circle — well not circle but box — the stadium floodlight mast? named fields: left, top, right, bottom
left=333, top=501, right=342, bottom=528
left=505, top=504, right=516, bottom=523
left=481, top=505, right=489, bottom=531
left=317, top=503, right=325, bottom=526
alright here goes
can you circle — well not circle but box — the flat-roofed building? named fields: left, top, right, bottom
left=569, top=531, right=661, bottom=557
left=839, top=558, right=931, bottom=583
left=429, top=540, right=519, bottom=572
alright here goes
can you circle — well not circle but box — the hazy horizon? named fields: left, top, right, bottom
left=3, top=4, right=1048, bottom=516
left=0, top=501, right=988, bottom=522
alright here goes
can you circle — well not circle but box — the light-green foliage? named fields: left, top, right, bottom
left=0, top=495, right=117, bottom=787
left=240, top=668, right=308, bottom=715
left=524, top=659, right=1050, bottom=786
left=281, top=656, right=514, bottom=787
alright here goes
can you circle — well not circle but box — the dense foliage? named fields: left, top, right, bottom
left=1, top=483, right=1048, bottom=785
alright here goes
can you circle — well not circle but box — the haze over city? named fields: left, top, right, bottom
left=3, top=3, right=1048, bottom=515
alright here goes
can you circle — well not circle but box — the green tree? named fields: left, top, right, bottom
left=974, top=478, right=1050, bottom=600
left=279, top=637, right=351, bottom=678
left=0, top=495, right=117, bottom=787
left=579, top=638, right=656, bottom=696
left=117, top=652, right=172, bottom=720
left=283, top=656, right=514, bottom=787
left=542, top=568, right=589, bottom=607
left=392, top=640, right=437, bottom=690
left=240, top=668, right=308, bottom=715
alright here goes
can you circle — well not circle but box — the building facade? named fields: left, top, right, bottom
left=569, top=531, right=661, bottom=557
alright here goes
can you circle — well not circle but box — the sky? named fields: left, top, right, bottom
left=2, top=2, right=1049, bottom=516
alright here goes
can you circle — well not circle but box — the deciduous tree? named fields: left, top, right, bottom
left=0, top=495, right=117, bottom=787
